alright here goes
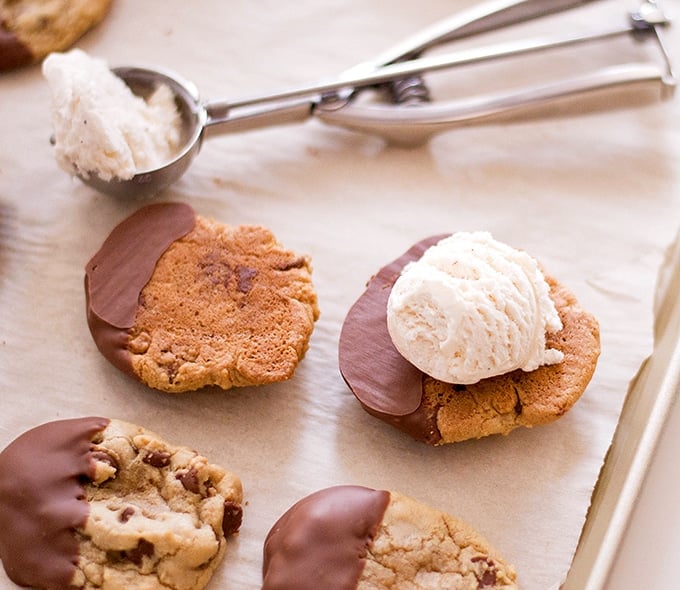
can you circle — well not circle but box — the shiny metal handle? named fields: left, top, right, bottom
left=315, top=0, right=676, bottom=145
left=316, top=63, right=672, bottom=146
left=346, top=0, right=603, bottom=72
left=203, top=19, right=651, bottom=134
left=201, top=0, right=674, bottom=139
left=203, top=98, right=313, bottom=138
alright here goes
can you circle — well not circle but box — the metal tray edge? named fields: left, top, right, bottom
left=563, top=234, right=680, bottom=589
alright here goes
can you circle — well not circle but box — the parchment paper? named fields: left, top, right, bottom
left=1, top=1, right=679, bottom=588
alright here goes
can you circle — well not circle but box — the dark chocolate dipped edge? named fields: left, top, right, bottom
left=0, top=417, right=110, bottom=590
left=84, top=202, right=196, bottom=376
left=0, top=22, right=33, bottom=72
left=338, top=235, right=448, bottom=443
left=262, top=485, right=390, bottom=590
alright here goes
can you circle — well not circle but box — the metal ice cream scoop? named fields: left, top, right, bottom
left=71, top=0, right=675, bottom=197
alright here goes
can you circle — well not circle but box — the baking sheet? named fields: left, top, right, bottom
left=564, top=227, right=680, bottom=589
left=1, top=1, right=679, bottom=589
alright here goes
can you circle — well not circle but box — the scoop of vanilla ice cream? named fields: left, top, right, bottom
left=42, top=49, right=181, bottom=181
left=386, top=232, right=564, bottom=384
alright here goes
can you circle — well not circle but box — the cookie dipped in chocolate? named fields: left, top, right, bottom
left=85, top=203, right=196, bottom=376
left=262, top=485, right=390, bottom=590
left=339, top=235, right=600, bottom=445
left=0, top=417, right=110, bottom=589
left=339, top=235, right=447, bottom=445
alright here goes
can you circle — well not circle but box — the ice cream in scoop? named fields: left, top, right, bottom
left=43, top=49, right=181, bottom=182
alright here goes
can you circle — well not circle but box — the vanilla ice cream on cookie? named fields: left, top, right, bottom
left=43, top=49, right=181, bottom=181
left=386, top=232, right=564, bottom=385
left=339, top=233, right=600, bottom=444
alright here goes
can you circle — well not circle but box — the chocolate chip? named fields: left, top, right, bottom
left=90, top=449, right=119, bottom=472
left=478, top=570, right=498, bottom=588
left=176, top=467, right=200, bottom=494
left=471, top=556, right=498, bottom=588
left=119, top=507, right=135, bottom=523
left=222, top=501, right=243, bottom=537
left=199, top=254, right=230, bottom=286
left=125, top=539, right=155, bottom=566
left=514, top=396, right=523, bottom=416
left=142, top=450, right=171, bottom=468
left=157, top=351, right=180, bottom=382
left=107, top=539, right=155, bottom=566
left=275, top=256, right=306, bottom=271
left=236, top=265, right=257, bottom=293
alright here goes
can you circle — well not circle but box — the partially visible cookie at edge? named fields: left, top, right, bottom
left=0, top=0, right=113, bottom=72
left=85, top=202, right=320, bottom=393
left=262, top=485, right=518, bottom=589
left=339, top=235, right=600, bottom=445
left=0, top=417, right=243, bottom=590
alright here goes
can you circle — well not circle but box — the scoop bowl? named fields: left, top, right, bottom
left=77, top=67, right=207, bottom=198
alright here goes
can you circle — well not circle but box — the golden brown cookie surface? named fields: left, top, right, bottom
left=430, top=274, right=600, bottom=443
left=0, top=0, right=113, bottom=71
left=339, top=236, right=600, bottom=444
left=86, top=203, right=319, bottom=393
left=130, top=215, right=320, bottom=392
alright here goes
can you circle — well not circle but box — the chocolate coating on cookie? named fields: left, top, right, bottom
left=339, top=235, right=446, bottom=416
left=85, top=203, right=196, bottom=375
left=262, top=485, right=390, bottom=590
left=0, top=417, right=110, bottom=589
left=85, top=202, right=319, bottom=392
left=339, top=236, right=447, bottom=444
left=0, top=22, right=33, bottom=71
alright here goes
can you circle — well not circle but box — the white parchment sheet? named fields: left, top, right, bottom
left=1, top=1, right=679, bottom=588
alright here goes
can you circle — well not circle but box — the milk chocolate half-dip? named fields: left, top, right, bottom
left=0, top=417, right=243, bottom=590
left=85, top=202, right=319, bottom=393
left=262, top=485, right=518, bottom=589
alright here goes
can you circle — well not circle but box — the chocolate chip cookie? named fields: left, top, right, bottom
left=85, top=202, right=319, bottom=392
left=263, top=485, right=518, bottom=589
left=339, top=236, right=600, bottom=444
left=0, top=0, right=113, bottom=72
left=0, top=417, right=243, bottom=590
